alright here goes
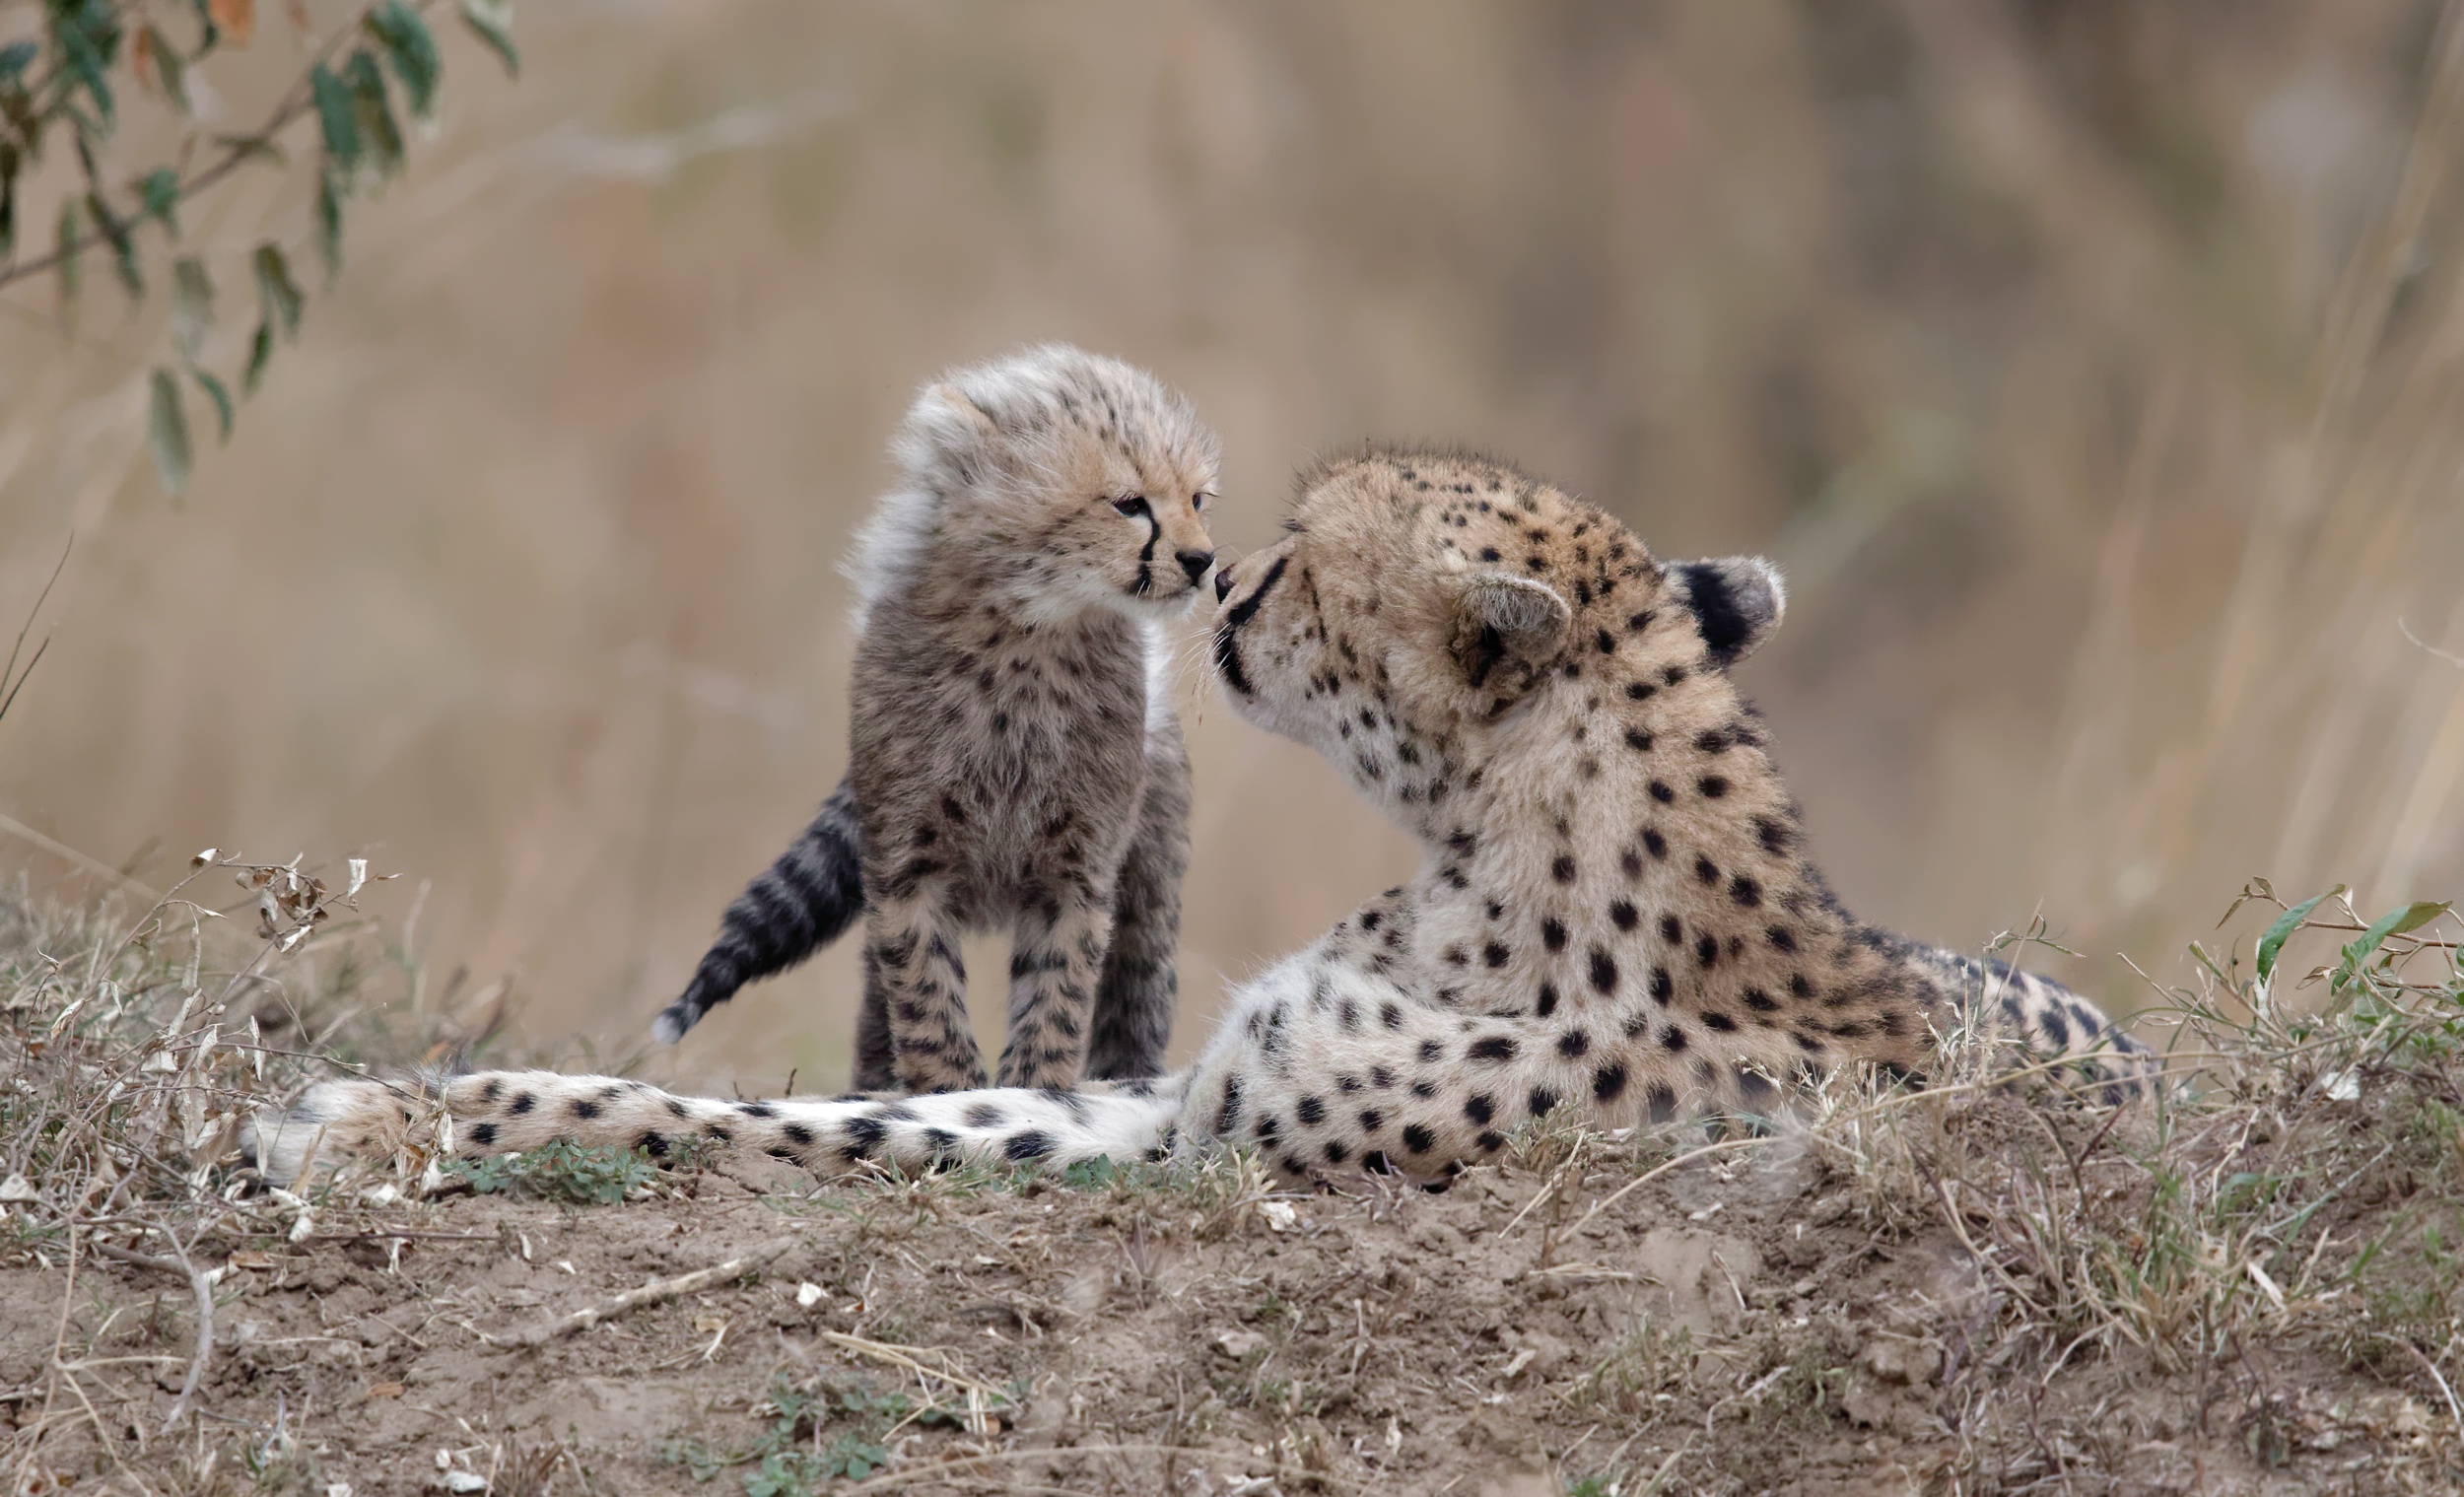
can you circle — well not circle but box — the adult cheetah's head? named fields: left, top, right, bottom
left=856, top=343, right=1223, bottom=621
left=1211, top=447, right=1783, bottom=804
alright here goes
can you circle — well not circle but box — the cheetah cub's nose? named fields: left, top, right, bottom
left=1178, top=549, right=1216, bottom=586
left=1214, top=566, right=1236, bottom=603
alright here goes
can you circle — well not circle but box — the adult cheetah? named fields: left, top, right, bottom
left=251, top=448, right=2155, bottom=1188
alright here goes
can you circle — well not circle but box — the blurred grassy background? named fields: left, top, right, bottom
left=2, top=0, right=2461, bottom=1091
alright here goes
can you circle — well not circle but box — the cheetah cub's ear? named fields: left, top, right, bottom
left=1450, top=573, right=1572, bottom=704
left=1668, top=556, right=1787, bottom=669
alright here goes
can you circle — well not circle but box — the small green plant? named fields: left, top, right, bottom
left=443, top=1137, right=657, bottom=1205
left=665, top=1374, right=998, bottom=1492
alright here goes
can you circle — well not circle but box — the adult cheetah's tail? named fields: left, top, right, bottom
left=242, top=1069, right=1191, bottom=1189
left=1925, top=950, right=2166, bottom=1105
left=652, top=779, right=865, bottom=1045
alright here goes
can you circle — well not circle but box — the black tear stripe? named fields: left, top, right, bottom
left=1132, top=512, right=1162, bottom=595
left=1212, top=555, right=1289, bottom=698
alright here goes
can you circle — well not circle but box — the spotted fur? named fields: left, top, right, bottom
left=650, top=345, right=1218, bottom=1093
left=251, top=448, right=2156, bottom=1190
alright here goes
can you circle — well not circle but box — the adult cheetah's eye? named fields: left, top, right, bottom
left=1113, top=495, right=1151, bottom=517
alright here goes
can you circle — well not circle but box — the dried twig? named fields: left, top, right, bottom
left=506, top=1237, right=796, bottom=1348
left=84, top=1235, right=218, bottom=1431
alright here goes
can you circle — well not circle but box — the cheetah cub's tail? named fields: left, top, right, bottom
left=244, top=1070, right=1191, bottom=1189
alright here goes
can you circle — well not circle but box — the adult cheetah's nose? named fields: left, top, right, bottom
left=1214, top=565, right=1236, bottom=603
left=1178, top=549, right=1215, bottom=587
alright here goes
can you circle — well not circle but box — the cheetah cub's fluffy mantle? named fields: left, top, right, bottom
left=650, top=345, right=1219, bottom=1093
left=251, top=449, right=2156, bottom=1190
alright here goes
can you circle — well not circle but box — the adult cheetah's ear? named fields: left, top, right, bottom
left=1449, top=574, right=1571, bottom=703
left=1669, top=556, right=1786, bottom=668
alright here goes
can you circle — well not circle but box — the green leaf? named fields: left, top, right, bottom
left=366, top=2, right=442, bottom=119
left=251, top=242, right=303, bottom=339
left=189, top=367, right=234, bottom=443
left=2256, top=887, right=2342, bottom=984
left=243, top=319, right=273, bottom=395
left=343, top=48, right=404, bottom=177
left=171, top=255, right=213, bottom=358
left=460, top=0, right=519, bottom=79
left=54, top=198, right=84, bottom=303
left=149, top=369, right=192, bottom=497
left=314, top=168, right=344, bottom=280
left=0, top=41, right=37, bottom=88
left=88, top=192, right=140, bottom=296
left=54, top=18, right=117, bottom=129
left=144, top=26, right=191, bottom=115
left=2342, top=901, right=2453, bottom=977
left=309, top=63, right=362, bottom=173
left=135, top=168, right=181, bottom=236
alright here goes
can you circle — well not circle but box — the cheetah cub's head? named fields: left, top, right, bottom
left=856, top=343, right=1222, bottom=623
left=1211, top=447, right=1783, bottom=813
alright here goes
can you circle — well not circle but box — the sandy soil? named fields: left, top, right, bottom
left=4, top=1106, right=2445, bottom=1497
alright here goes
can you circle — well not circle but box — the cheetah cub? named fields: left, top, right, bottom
left=650, top=345, right=1220, bottom=1094
left=252, top=447, right=2158, bottom=1193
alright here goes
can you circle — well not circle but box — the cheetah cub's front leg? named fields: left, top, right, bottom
left=864, top=883, right=983, bottom=1093
left=998, top=896, right=1116, bottom=1089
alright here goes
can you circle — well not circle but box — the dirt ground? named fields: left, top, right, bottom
left=5, top=1101, right=2451, bottom=1497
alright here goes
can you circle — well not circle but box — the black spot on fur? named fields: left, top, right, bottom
left=1296, top=1096, right=1327, bottom=1126
left=1730, top=876, right=1762, bottom=907
left=1649, top=781, right=1675, bottom=803
left=1589, top=948, right=1618, bottom=993
left=572, top=1099, right=600, bottom=1120
left=1536, top=982, right=1560, bottom=1018
left=1550, top=855, right=1577, bottom=884
left=1464, top=1094, right=1495, bottom=1125
left=1004, top=1130, right=1054, bottom=1161
left=511, top=1092, right=535, bottom=1116
left=1609, top=900, right=1638, bottom=930
left=1541, top=918, right=1568, bottom=952
left=1470, top=1035, right=1519, bottom=1062
left=1651, top=966, right=1674, bottom=1002
left=1594, top=1063, right=1629, bottom=1102
left=1529, top=1088, right=1560, bottom=1118
left=468, top=1122, right=499, bottom=1146
left=1402, top=1123, right=1437, bottom=1154
left=784, top=1123, right=815, bottom=1145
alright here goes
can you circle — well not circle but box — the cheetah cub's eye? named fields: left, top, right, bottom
left=1113, top=495, right=1151, bottom=517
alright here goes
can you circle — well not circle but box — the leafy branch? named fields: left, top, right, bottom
left=0, top=0, right=522, bottom=495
